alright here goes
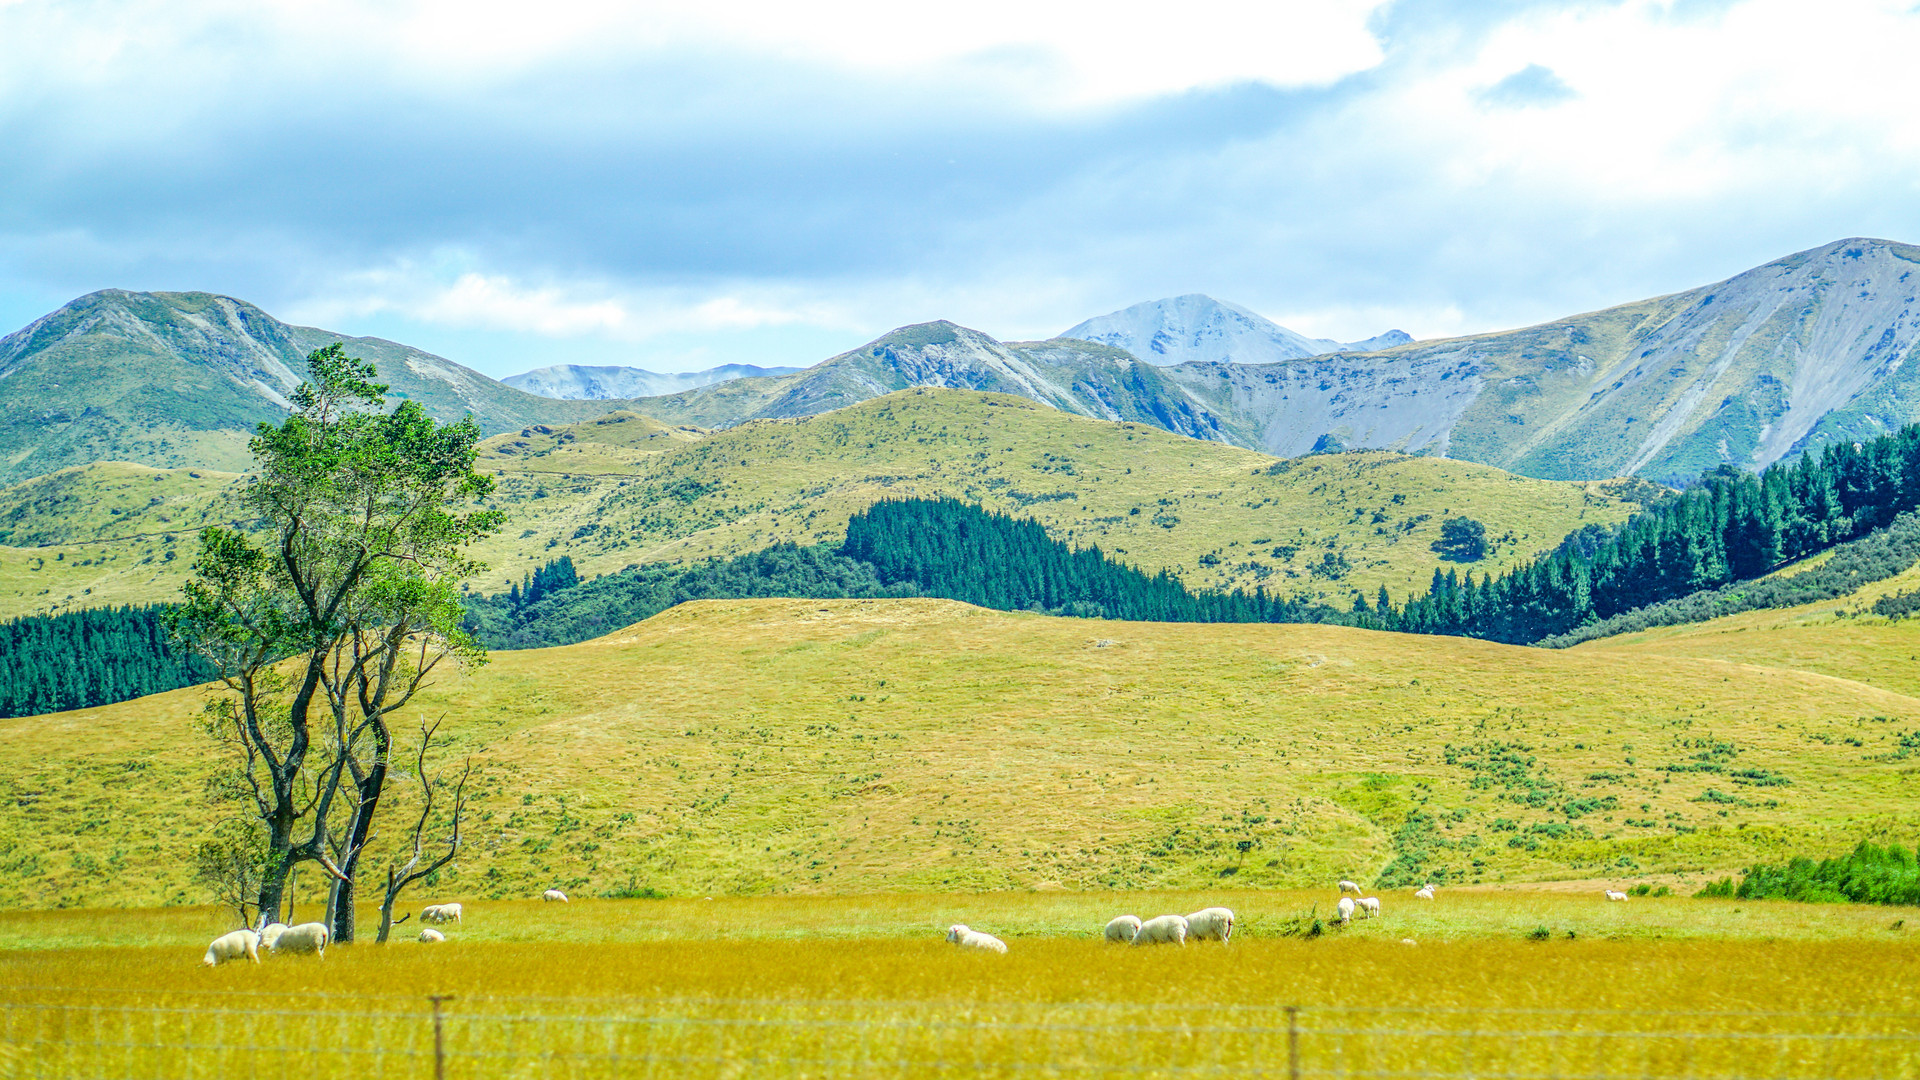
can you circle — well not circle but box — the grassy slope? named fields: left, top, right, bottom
left=462, top=389, right=1645, bottom=601
left=0, top=389, right=1646, bottom=618
left=0, top=463, right=244, bottom=614
left=1577, top=560, right=1920, bottom=698
left=3, top=597, right=1914, bottom=910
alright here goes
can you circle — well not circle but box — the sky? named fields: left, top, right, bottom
left=2, top=0, right=1919, bottom=378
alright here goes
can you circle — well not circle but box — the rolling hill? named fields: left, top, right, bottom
left=0, top=389, right=1652, bottom=618
left=2, top=594, right=1913, bottom=909
left=0, top=290, right=628, bottom=485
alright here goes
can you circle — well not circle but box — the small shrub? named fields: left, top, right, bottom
left=1526, top=925, right=1552, bottom=941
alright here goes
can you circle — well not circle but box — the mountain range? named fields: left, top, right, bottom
left=503, top=362, right=803, bottom=400
left=3, top=237, right=1918, bottom=486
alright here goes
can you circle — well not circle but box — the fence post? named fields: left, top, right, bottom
left=1286, top=1005, right=1301, bottom=1080
left=429, top=994, right=453, bottom=1080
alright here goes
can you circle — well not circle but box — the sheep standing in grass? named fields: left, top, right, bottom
left=1130, top=915, right=1189, bottom=946
left=1185, top=907, right=1236, bottom=944
left=945, top=924, right=1008, bottom=953
left=1358, top=897, right=1381, bottom=919
left=202, top=929, right=260, bottom=967
left=257, top=923, right=288, bottom=950
left=418, top=928, right=446, bottom=943
left=1104, top=915, right=1143, bottom=944
left=1414, top=886, right=1435, bottom=901
left=1336, top=897, right=1356, bottom=925
left=270, top=922, right=330, bottom=958
left=1605, top=890, right=1628, bottom=902
left=1338, top=880, right=1362, bottom=895
left=543, top=889, right=569, bottom=903
left=421, top=903, right=463, bottom=924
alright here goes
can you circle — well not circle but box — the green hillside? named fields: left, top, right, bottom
left=0, top=290, right=631, bottom=485
left=3, top=596, right=1913, bottom=909
left=0, top=389, right=1652, bottom=618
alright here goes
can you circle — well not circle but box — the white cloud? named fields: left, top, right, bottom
left=294, top=258, right=866, bottom=342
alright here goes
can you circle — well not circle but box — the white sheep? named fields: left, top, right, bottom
left=1414, top=886, right=1435, bottom=900
left=1130, top=915, right=1189, bottom=946
left=1104, top=915, right=1143, bottom=944
left=418, top=927, right=446, bottom=943
left=269, top=922, right=330, bottom=958
left=420, top=903, right=463, bottom=924
left=1336, top=897, right=1356, bottom=925
left=1358, top=897, right=1382, bottom=919
left=202, top=929, right=260, bottom=967
left=945, top=924, right=1008, bottom=953
left=257, top=923, right=289, bottom=949
left=1606, top=890, right=1629, bottom=902
left=1185, top=907, right=1236, bottom=944
left=543, top=889, right=569, bottom=903
left=1338, top=880, right=1362, bottom=895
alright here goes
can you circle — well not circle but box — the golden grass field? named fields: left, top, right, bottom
left=0, top=389, right=1649, bottom=617
left=4, top=589, right=1918, bottom=911
left=2, top=894, right=1916, bottom=1079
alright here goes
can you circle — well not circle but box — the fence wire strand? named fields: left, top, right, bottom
left=0, top=991, right=1912, bottom=1080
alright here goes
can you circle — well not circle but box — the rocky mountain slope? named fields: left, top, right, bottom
left=1061, top=293, right=1411, bottom=365
left=504, top=362, right=802, bottom=400
left=0, top=291, right=620, bottom=484
left=627, top=238, right=1920, bottom=481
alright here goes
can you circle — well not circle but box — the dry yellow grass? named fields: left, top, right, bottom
left=2, top=896, right=1917, bottom=1079
left=4, top=598, right=1916, bottom=910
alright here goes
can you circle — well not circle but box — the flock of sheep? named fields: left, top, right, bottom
left=201, top=901, right=469, bottom=965
left=203, top=877, right=1640, bottom=965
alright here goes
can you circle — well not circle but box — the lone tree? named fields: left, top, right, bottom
left=169, top=344, right=501, bottom=933
left=1431, top=516, right=1488, bottom=562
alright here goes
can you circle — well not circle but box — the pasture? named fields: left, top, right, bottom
left=6, top=598, right=1920, bottom=910
left=2, top=891, right=1917, bottom=1078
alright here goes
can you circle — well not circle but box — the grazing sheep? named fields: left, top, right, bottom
left=1130, top=915, right=1189, bottom=946
left=1414, top=886, right=1435, bottom=901
left=418, top=927, right=446, bottom=943
left=1358, top=897, right=1382, bottom=919
left=1606, top=890, right=1629, bottom=902
left=1338, top=880, right=1362, bottom=895
left=257, top=923, right=289, bottom=949
left=543, top=889, right=569, bottom=903
left=269, top=922, right=330, bottom=958
left=1336, top=897, right=1356, bottom=925
left=202, top=929, right=260, bottom=967
left=1104, top=915, right=1143, bottom=944
left=421, top=903, right=463, bottom=924
left=1400, top=938, right=1418, bottom=946
left=945, top=924, right=1008, bottom=953
left=1185, top=907, right=1236, bottom=944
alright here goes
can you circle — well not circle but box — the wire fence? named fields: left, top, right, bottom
left=0, top=988, right=1915, bottom=1079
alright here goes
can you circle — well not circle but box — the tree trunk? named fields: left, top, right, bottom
left=255, top=838, right=292, bottom=926
left=376, top=867, right=397, bottom=944
left=327, top=757, right=387, bottom=944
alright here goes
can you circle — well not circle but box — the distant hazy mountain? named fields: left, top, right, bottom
left=1061, top=294, right=1411, bottom=366
left=0, top=290, right=623, bottom=484
left=504, top=362, right=804, bottom=400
